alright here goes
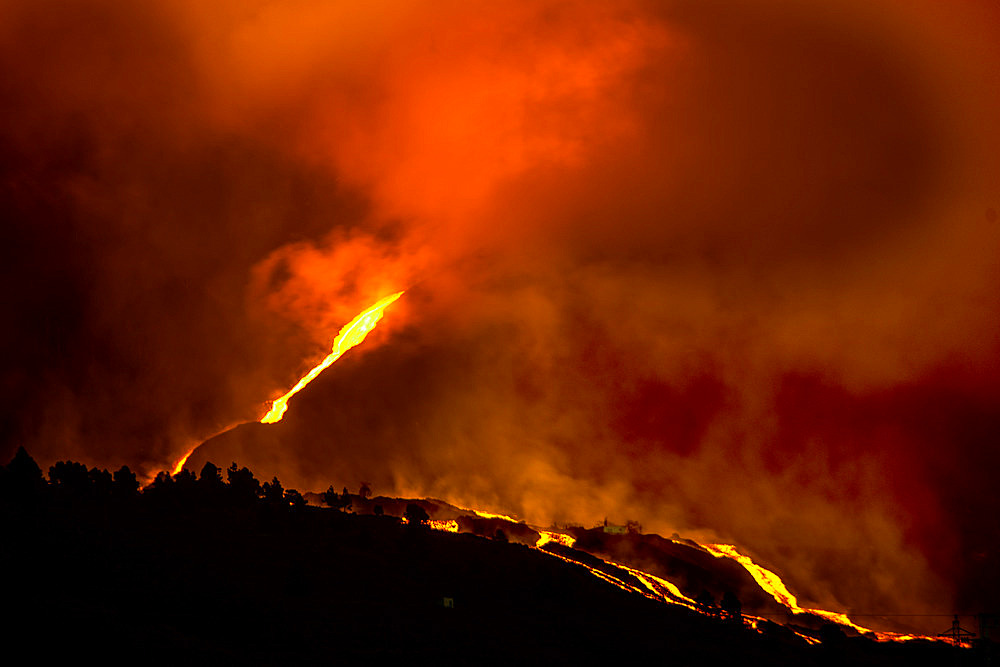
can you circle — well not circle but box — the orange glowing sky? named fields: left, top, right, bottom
left=2, top=0, right=999, bottom=635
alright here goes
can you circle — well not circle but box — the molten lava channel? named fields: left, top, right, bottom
left=703, top=543, right=934, bottom=642
left=160, top=292, right=404, bottom=480
left=260, top=291, right=404, bottom=424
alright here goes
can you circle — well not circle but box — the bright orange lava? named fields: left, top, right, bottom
left=532, top=532, right=943, bottom=643
left=473, top=509, right=519, bottom=522
left=170, top=447, right=197, bottom=476
left=535, top=530, right=576, bottom=549
left=260, top=291, right=404, bottom=424
left=703, top=543, right=940, bottom=642
left=399, top=517, right=459, bottom=533
left=430, top=519, right=460, bottom=533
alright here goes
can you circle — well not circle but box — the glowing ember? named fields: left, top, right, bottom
left=260, top=291, right=404, bottom=424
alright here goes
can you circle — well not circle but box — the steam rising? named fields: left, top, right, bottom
left=3, top=0, right=999, bottom=633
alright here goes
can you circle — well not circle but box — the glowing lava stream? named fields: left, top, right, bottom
left=531, top=531, right=703, bottom=612
left=703, top=543, right=934, bottom=642
left=419, top=521, right=698, bottom=612
left=535, top=530, right=576, bottom=549
left=260, top=291, right=404, bottom=424
left=160, top=292, right=404, bottom=479
left=170, top=447, right=197, bottom=476
left=473, top=509, right=519, bottom=522
left=703, top=543, right=871, bottom=631
left=400, top=516, right=937, bottom=643
left=532, top=532, right=935, bottom=642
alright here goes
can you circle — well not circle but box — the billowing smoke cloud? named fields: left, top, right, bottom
left=2, top=0, right=999, bottom=633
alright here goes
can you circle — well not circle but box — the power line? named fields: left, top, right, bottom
left=755, top=612, right=992, bottom=617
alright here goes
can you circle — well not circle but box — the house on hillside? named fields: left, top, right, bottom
left=602, top=518, right=640, bottom=535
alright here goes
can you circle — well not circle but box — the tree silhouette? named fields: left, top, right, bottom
left=322, top=485, right=351, bottom=512
left=227, top=463, right=261, bottom=504
left=197, top=462, right=226, bottom=505
left=148, top=470, right=174, bottom=491
left=174, top=468, right=197, bottom=491
left=49, top=460, right=92, bottom=499
left=404, top=503, right=430, bottom=526
left=112, top=466, right=139, bottom=499
left=1, top=446, right=45, bottom=503
left=199, top=462, right=223, bottom=486
left=720, top=590, right=742, bottom=624
left=695, top=590, right=717, bottom=617
left=284, top=488, right=306, bottom=509
left=359, top=482, right=372, bottom=499
left=262, top=476, right=284, bottom=505
left=89, top=467, right=113, bottom=498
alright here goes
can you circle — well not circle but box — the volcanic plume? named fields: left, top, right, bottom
left=2, top=0, right=999, bottom=635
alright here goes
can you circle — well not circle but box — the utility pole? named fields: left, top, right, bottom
left=938, top=615, right=976, bottom=647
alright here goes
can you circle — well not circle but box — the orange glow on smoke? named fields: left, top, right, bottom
left=260, top=291, right=404, bottom=423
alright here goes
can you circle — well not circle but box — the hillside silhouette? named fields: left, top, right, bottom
left=1, top=448, right=990, bottom=664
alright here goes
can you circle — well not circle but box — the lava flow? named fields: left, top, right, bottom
left=703, top=543, right=934, bottom=642
left=170, top=447, right=197, bottom=476
left=461, top=519, right=943, bottom=643
left=535, top=530, right=576, bottom=549
left=260, top=291, right=404, bottom=424
left=533, top=536, right=701, bottom=613
left=156, top=292, right=403, bottom=480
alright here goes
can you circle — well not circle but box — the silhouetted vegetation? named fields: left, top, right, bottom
left=0, top=446, right=45, bottom=503
left=0, top=448, right=990, bottom=665
left=322, top=485, right=352, bottom=512
left=696, top=589, right=718, bottom=617
left=404, top=502, right=430, bottom=526
left=262, top=476, right=284, bottom=504
left=228, top=462, right=261, bottom=503
left=721, top=590, right=743, bottom=624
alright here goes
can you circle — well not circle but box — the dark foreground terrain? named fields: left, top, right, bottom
left=1, top=454, right=991, bottom=665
